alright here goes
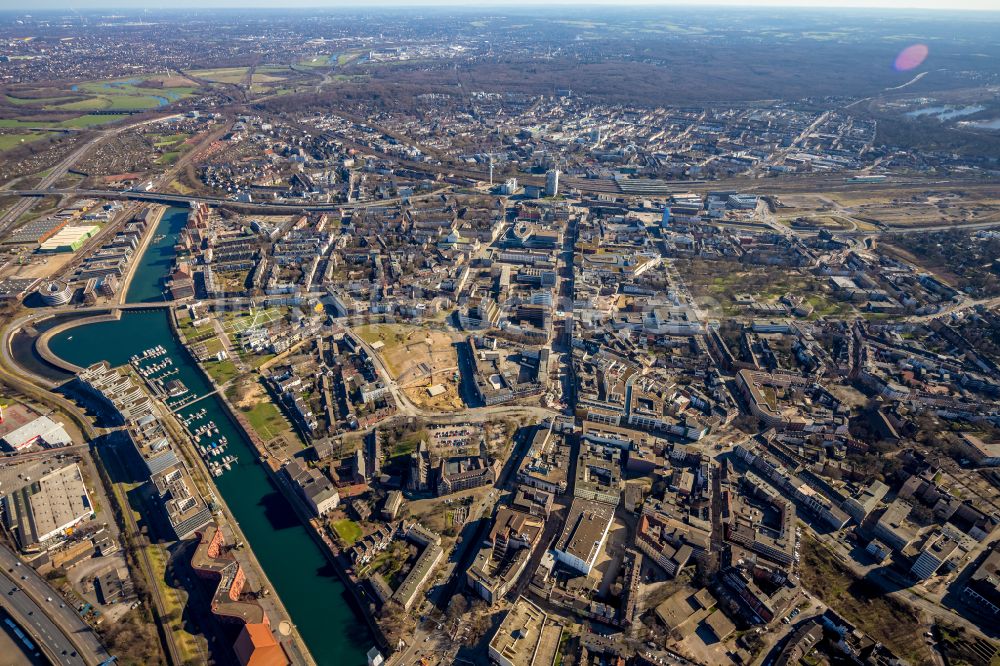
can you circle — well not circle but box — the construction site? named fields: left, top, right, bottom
left=354, top=323, right=466, bottom=411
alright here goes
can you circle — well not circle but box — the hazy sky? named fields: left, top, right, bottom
left=0, top=0, right=1000, bottom=13
left=1, top=0, right=997, bottom=10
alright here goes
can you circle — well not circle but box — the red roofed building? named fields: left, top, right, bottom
left=233, top=623, right=290, bottom=666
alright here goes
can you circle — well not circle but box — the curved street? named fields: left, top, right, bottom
left=0, top=544, right=111, bottom=666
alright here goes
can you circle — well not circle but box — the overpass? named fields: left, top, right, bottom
left=0, top=114, right=183, bottom=239
left=7, top=186, right=449, bottom=214
left=0, top=544, right=111, bottom=666
left=12, top=185, right=1000, bottom=236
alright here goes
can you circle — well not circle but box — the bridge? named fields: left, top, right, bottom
left=7, top=187, right=356, bottom=212
left=12, top=185, right=1000, bottom=237
left=169, top=386, right=223, bottom=413
left=6, top=185, right=452, bottom=214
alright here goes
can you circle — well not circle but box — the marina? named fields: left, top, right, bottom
left=131, top=344, right=237, bottom=476
left=46, top=207, right=372, bottom=666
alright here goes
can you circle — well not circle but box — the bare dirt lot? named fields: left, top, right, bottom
left=355, top=323, right=466, bottom=411
left=5, top=250, right=78, bottom=280
left=775, top=185, right=1000, bottom=230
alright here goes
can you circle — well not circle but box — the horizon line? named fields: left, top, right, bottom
left=3, top=2, right=1000, bottom=14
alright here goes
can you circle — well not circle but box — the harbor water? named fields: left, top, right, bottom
left=49, top=207, right=371, bottom=665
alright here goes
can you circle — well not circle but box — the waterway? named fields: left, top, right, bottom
left=903, top=104, right=985, bottom=121
left=962, top=118, right=1000, bottom=131
left=48, top=207, right=372, bottom=665
left=69, top=80, right=177, bottom=107
left=126, top=206, right=188, bottom=303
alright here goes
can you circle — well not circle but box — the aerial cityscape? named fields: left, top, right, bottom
left=0, top=4, right=999, bottom=666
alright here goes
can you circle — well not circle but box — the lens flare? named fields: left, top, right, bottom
left=894, top=44, right=929, bottom=72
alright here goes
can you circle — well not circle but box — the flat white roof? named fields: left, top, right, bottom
left=30, top=463, right=93, bottom=542
left=1, top=415, right=72, bottom=450
left=38, top=225, right=99, bottom=249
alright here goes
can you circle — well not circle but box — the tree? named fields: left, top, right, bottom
left=467, top=599, right=493, bottom=642
left=446, top=594, right=468, bottom=624
left=380, top=601, right=415, bottom=648
left=909, top=503, right=935, bottom=527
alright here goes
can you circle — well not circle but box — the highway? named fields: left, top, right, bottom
left=0, top=544, right=111, bottom=666
left=0, top=141, right=102, bottom=238
left=6, top=185, right=449, bottom=214
left=1, top=588, right=84, bottom=666
left=0, top=114, right=181, bottom=239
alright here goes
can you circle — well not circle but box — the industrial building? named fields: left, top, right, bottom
left=38, top=225, right=100, bottom=253
left=1, top=463, right=94, bottom=552
left=0, top=414, right=72, bottom=451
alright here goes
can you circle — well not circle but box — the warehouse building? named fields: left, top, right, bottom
left=0, top=414, right=72, bottom=452
left=2, top=463, right=94, bottom=551
left=38, top=225, right=100, bottom=253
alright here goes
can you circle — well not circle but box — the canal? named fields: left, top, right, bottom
left=126, top=206, right=189, bottom=303
left=48, top=207, right=372, bottom=666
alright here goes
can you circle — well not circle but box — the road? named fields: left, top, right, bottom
left=0, top=443, right=91, bottom=463
left=806, top=530, right=998, bottom=641
left=750, top=110, right=830, bottom=177
left=1, top=591, right=84, bottom=666
left=346, top=325, right=560, bottom=424
left=0, top=114, right=181, bottom=239
left=0, top=545, right=111, bottom=666
left=904, top=294, right=1000, bottom=323
left=749, top=595, right=827, bottom=666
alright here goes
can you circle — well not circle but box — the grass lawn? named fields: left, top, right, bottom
left=204, top=358, right=239, bottom=385
left=0, top=114, right=126, bottom=129
left=806, top=294, right=854, bottom=319
left=5, top=94, right=78, bottom=106
left=168, top=180, right=194, bottom=195
left=198, top=337, right=225, bottom=356
left=145, top=544, right=203, bottom=664
left=354, top=323, right=400, bottom=345
left=0, top=132, right=53, bottom=152
left=153, top=132, right=190, bottom=148
left=677, top=257, right=846, bottom=318
left=177, top=317, right=215, bottom=341
left=297, top=56, right=332, bottom=68
left=362, top=541, right=410, bottom=587
left=390, top=428, right=427, bottom=459
left=157, top=150, right=181, bottom=165
left=52, top=96, right=111, bottom=111
left=59, top=114, right=128, bottom=128
left=189, top=67, right=250, bottom=84
left=257, top=65, right=294, bottom=75
left=54, top=79, right=198, bottom=112
left=250, top=353, right=276, bottom=369
left=332, top=519, right=363, bottom=546
left=241, top=399, right=288, bottom=441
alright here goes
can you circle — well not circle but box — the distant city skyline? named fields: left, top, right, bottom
left=1, top=0, right=999, bottom=12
